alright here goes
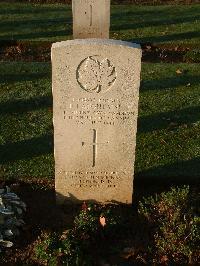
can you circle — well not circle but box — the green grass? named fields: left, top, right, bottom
left=111, top=4, right=200, bottom=46
left=136, top=64, right=200, bottom=181
left=0, top=62, right=53, bottom=178
left=0, top=2, right=199, bottom=46
left=0, top=62, right=199, bottom=181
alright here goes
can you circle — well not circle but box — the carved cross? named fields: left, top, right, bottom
left=82, top=129, right=109, bottom=167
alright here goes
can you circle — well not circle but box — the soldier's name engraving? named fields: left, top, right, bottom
left=63, top=97, right=135, bottom=125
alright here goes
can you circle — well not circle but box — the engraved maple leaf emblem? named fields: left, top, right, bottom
left=77, top=56, right=116, bottom=93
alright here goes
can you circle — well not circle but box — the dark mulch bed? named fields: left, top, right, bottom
left=0, top=177, right=199, bottom=265
left=0, top=41, right=197, bottom=63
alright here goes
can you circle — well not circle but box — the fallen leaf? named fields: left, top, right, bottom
left=160, top=255, right=169, bottom=263
left=135, top=255, right=148, bottom=264
left=176, top=69, right=182, bottom=74
left=99, top=216, right=106, bottom=227
left=60, top=229, right=70, bottom=240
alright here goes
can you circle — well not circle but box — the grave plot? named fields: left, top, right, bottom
left=0, top=0, right=199, bottom=265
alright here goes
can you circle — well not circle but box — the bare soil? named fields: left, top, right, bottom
left=0, top=41, right=196, bottom=63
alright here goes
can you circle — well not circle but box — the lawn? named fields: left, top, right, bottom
left=0, top=62, right=199, bottom=183
left=0, top=2, right=200, bottom=46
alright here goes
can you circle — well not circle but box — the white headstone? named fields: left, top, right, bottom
left=52, top=39, right=142, bottom=204
left=72, top=0, right=110, bottom=39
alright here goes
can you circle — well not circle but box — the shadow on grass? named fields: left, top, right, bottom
left=135, top=157, right=200, bottom=187
left=128, top=31, right=200, bottom=44
left=0, top=16, right=72, bottom=40
left=111, top=14, right=200, bottom=31
left=141, top=74, right=200, bottom=91
left=0, top=134, right=53, bottom=163
left=138, top=105, right=200, bottom=133
left=0, top=17, right=71, bottom=28
left=0, top=29, right=71, bottom=40
left=111, top=11, right=200, bottom=31
left=0, top=72, right=50, bottom=83
left=0, top=6, right=71, bottom=16
left=111, top=8, right=167, bottom=18
left=134, top=158, right=200, bottom=203
left=0, top=95, right=52, bottom=114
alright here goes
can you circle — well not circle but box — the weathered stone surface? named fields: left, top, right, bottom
left=72, top=0, right=110, bottom=39
left=52, top=39, right=142, bottom=204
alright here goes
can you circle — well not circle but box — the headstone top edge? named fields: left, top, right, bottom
left=52, top=39, right=141, bottom=50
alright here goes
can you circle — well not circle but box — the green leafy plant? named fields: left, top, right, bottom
left=35, top=233, right=60, bottom=265
left=138, top=186, right=200, bottom=264
left=35, top=203, right=121, bottom=265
